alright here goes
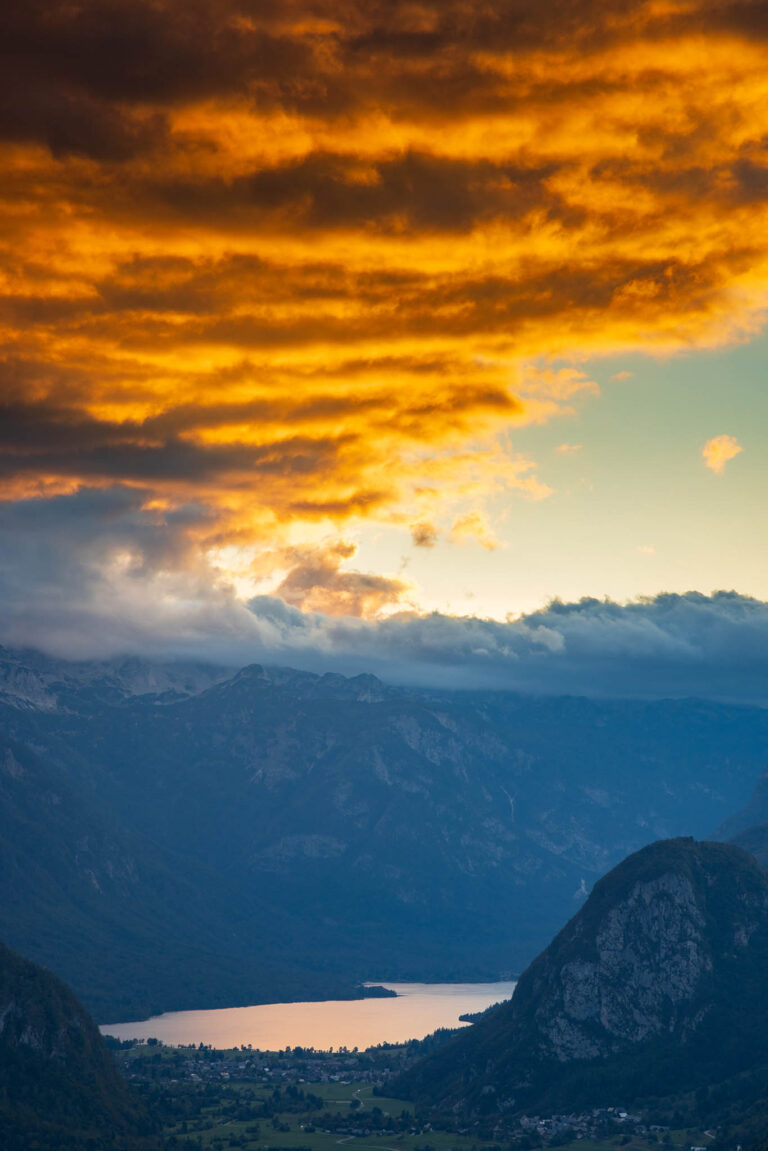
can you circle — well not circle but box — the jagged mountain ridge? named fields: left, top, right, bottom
left=2, top=646, right=768, bottom=1020
left=0, top=644, right=232, bottom=711
left=397, top=838, right=768, bottom=1115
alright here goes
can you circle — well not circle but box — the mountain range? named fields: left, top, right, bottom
left=2, top=645, right=768, bottom=1021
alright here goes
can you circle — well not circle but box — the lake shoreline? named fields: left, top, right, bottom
left=98, top=979, right=403, bottom=1028
left=100, top=980, right=518, bottom=1050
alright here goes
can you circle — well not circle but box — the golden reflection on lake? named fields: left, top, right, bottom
left=101, top=981, right=517, bottom=1050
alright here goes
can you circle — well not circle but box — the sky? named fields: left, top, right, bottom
left=2, top=0, right=768, bottom=697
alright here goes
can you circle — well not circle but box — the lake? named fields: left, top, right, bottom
left=100, top=980, right=517, bottom=1050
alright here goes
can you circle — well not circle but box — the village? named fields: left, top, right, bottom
left=110, top=1039, right=695, bottom=1150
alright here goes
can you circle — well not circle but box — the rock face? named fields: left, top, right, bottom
left=2, top=643, right=768, bottom=1019
left=399, top=839, right=768, bottom=1114
left=541, top=867, right=717, bottom=1060
left=0, top=940, right=156, bottom=1150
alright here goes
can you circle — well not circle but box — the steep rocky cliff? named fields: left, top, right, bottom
left=399, top=839, right=768, bottom=1114
left=0, top=940, right=157, bottom=1150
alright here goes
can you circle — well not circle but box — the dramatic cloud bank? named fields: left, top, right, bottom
left=3, top=0, right=768, bottom=564
left=3, top=1, right=767, bottom=694
left=1, top=488, right=766, bottom=703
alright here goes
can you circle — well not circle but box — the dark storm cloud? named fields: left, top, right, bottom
left=0, top=0, right=698, bottom=161
left=246, top=152, right=567, bottom=232
left=0, top=427, right=346, bottom=486
left=705, top=0, right=768, bottom=39
left=0, top=1, right=629, bottom=107
left=0, top=0, right=760, bottom=167
left=0, top=71, right=168, bottom=160
left=0, top=374, right=517, bottom=487
left=2, top=246, right=728, bottom=363
left=0, top=1, right=312, bottom=156
left=136, top=151, right=567, bottom=235
left=0, top=485, right=212, bottom=594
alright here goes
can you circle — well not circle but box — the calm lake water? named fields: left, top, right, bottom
left=100, top=981, right=517, bottom=1050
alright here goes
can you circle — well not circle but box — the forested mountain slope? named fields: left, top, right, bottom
left=0, top=939, right=159, bottom=1150
left=2, top=646, right=767, bottom=1020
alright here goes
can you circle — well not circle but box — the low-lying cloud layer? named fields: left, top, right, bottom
left=1, top=488, right=765, bottom=704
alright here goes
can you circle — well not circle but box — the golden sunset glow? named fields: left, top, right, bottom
left=3, top=0, right=768, bottom=616
left=703, top=433, right=744, bottom=473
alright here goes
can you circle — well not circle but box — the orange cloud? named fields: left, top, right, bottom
left=449, top=512, right=500, bottom=551
left=2, top=0, right=768, bottom=612
left=702, top=434, right=744, bottom=474
left=273, top=541, right=410, bottom=617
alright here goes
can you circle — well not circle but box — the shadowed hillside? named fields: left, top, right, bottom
left=0, top=940, right=159, bottom=1150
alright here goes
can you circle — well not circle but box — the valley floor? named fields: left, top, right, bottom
left=114, top=1044, right=738, bottom=1151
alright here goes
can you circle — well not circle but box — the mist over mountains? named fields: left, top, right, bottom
left=4, top=506, right=768, bottom=702
left=2, top=644, right=767, bottom=1022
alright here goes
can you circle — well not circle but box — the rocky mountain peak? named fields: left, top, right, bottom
left=400, top=838, right=768, bottom=1114
left=528, top=839, right=766, bottom=1063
